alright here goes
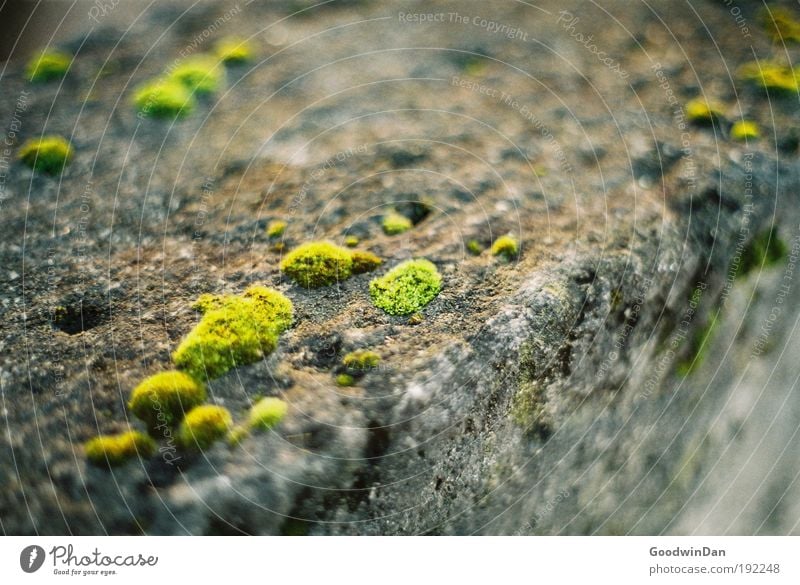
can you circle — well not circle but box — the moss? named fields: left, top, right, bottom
left=18, top=136, right=73, bottom=175
left=407, top=312, right=424, bottom=325
left=169, top=55, right=224, bottom=95
left=191, top=293, right=224, bottom=313
left=382, top=210, right=412, bottom=235
left=761, top=6, right=800, bottom=43
left=336, top=373, right=355, bottom=387
left=738, top=61, right=799, bottom=94
left=248, top=397, right=288, bottom=430
left=350, top=250, right=382, bottom=274
left=27, top=50, right=71, bottom=82
left=737, top=226, right=788, bottom=277
left=280, top=241, right=353, bottom=288
left=266, top=220, right=287, bottom=238
left=510, top=341, right=552, bottom=439
left=85, top=430, right=156, bottom=466
left=731, top=120, right=759, bottom=141
left=177, top=405, right=233, bottom=450
left=214, top=37, right=253, bottom=64
left=685, top=98, right=724, bottom=124
left=128, top=371, right=207, bottom=433
left=134, top=78, right=196, bottom=118
left=173, top=286, right=293, bottom=379
left=491, top=234, right=519, bottom=261
left=344, top=235, right=360, bottom=247
left=676, top=314, right=720, bottom=377
left=369, top=259, right=442, bottom=315
left=342, top=349, right=380, bottom=374
left=466, top=239, right=483, bottom=255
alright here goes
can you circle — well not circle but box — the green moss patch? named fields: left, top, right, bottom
left=214, top=37, right=253, bottom=64
left=173, top=285, right=293, bottom=379
left=134, top=78, right=196, bottom=118
left=382, top=210, right=412, bottom=235
left=369, top=259, right=442, bottom=315
left=84, top=430, right=155, bottom=466
left=491, top=234, right=519, bottom=261
left=19, top=136, right=73, bottom=174
left=280, top=241, right=353, bottom=287
left=128, top=371, right=207, bottom=433
left=177, top=405, right=233, bottom=450
left=27, top=50, right=71, bottom=82
left=169, top=56, right=224, bottom=95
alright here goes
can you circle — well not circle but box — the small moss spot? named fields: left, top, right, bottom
left=382, top=210, right=412, bottom=235
left=27, top=50, right=71, bottom=82
left=280, top=241, right=353, bottom=288
left=466, top=239, right=483, bottom=255
left=134, top=78, right=196, bottom=118
left=85, top=430, right=155, bottom=466
left=177, top=405, right=233, bottom=450
left=731, top=120, right=759, bottom=141
left=19, top=136, right=73, bottom=174
left=266, top=220, right=287, bottom=239
left=491, top=234, right=519, bottom=261
left=345, top=235, right=360, bottom=247
left=128, top=371, right=207, bottom=433
left=685, top=98, right=724, bottom=124
left=336, top=373, right=355, bottom=386
left=738, top=61, right=798, bottom=94
left=350, top=250, right=382, bottom=274
left=214, top=37, right=253, bottom=64
left=369, top=259, right=442, bottom=316
left=169, top=56, right=223, bottom=95
left=737, top=226, right=788, bottom=277
left=761, top=6, right=800, bottom=43
left=248, top=397, right=288, bottom=430
left=342, top=349, right=380, bottom=374
left=173, top=286, right=293, bottom=379
left=676, top=314, right=720, bottom=377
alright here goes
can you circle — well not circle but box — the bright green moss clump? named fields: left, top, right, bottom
left=177, top=405, right=233, bottom=450
left=369, top=259, right=442, bottom=315
left=350, top=250, right=382, bottom=274
left=134, top=78, right=196, bottom=118
left=280, top=241, right=353, bottom=287
left=128, top=371, right=206, bottom=433
left=169, top=56, right=224, bottom=95
left=761, top=6, right=800, bottom=43
left=173, top=285, right=293, bottom=379
left=685, top=98, right=724, bottom=124
left=248, top=397, right=288, bottom=430
left=27, top=50, right=71, bottom=82
left=336, top=373, right=355, bottom=387
left=491, top=234, right=519, bottom=261
left=342, top=350, right=380, bottom=372
left=466, top=240, right=483, bottom=255
left=738, top=61, right=799, bottom=94
left=267, top=220, right=287, bottom=238
left=382, top=210, right=412, bottom=235
left=345, top=235, right=360, bottom=247
left=18, top=136, right=73, bottom=174
left=85, top=430, right=156, bottom=466
left=731, top=120, right=759, bottom=141
left=214, top=37, right=253, bottom=64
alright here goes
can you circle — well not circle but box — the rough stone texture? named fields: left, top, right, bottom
left=1, top=0, right=800, bottom=534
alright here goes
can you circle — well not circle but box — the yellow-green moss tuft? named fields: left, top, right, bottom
left=128, top=371, right=206, bottom=433
left=27, top=50, right=71, bottom=82
left=344, top=235, right=360, bottom=247
left=134, top=78, right=196, bottom=118
left=177, top=405, right=233, bottom=450
left=85, top=430, right=156, bottom=466
left=280, top=241, right=353, bottom=288
left=169, top=55, right=224, bottom=95
left=214, top=37, right=254, bottom=64
left=491, top=234, right=519, bottom=261
left=761, top=6, right=800, bottom=43
left=731, top=120, right=760, bottom=141
left=382, top=210, right=412, bottom=235
left=18, top=136, right=73, bottom=174
left=267, top=220, right=287, bottom=238
left=248, top=397, right=288, bottom=431
left=342, top=350, right=380, bottom=373
left=738, top=61, right=799, bottom=94
left=369, top=259, right=442, bottom=315
left=466, top=240, right=483, bottom=255
left=685, top=98, right=724, bottom=124
left=350, top=250, right=382, bottom=274
left=336, top=373, right=355, bottom=387
left=173, top=286, right=293, bottom=379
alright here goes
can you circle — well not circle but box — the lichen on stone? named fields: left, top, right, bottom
left=128, top=371, right=207, bottom=433
left=84, top=430, right=156, bottom=466
left=18, top=136, right=73, bottom=174
left=369, top=259, right=442, bottom=315
left=177, top=405, right=233, bottom=450
left=173, top=285, right=293, bottom=379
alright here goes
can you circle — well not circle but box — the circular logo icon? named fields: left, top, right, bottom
left=20, top=545, right=45, bottom=573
